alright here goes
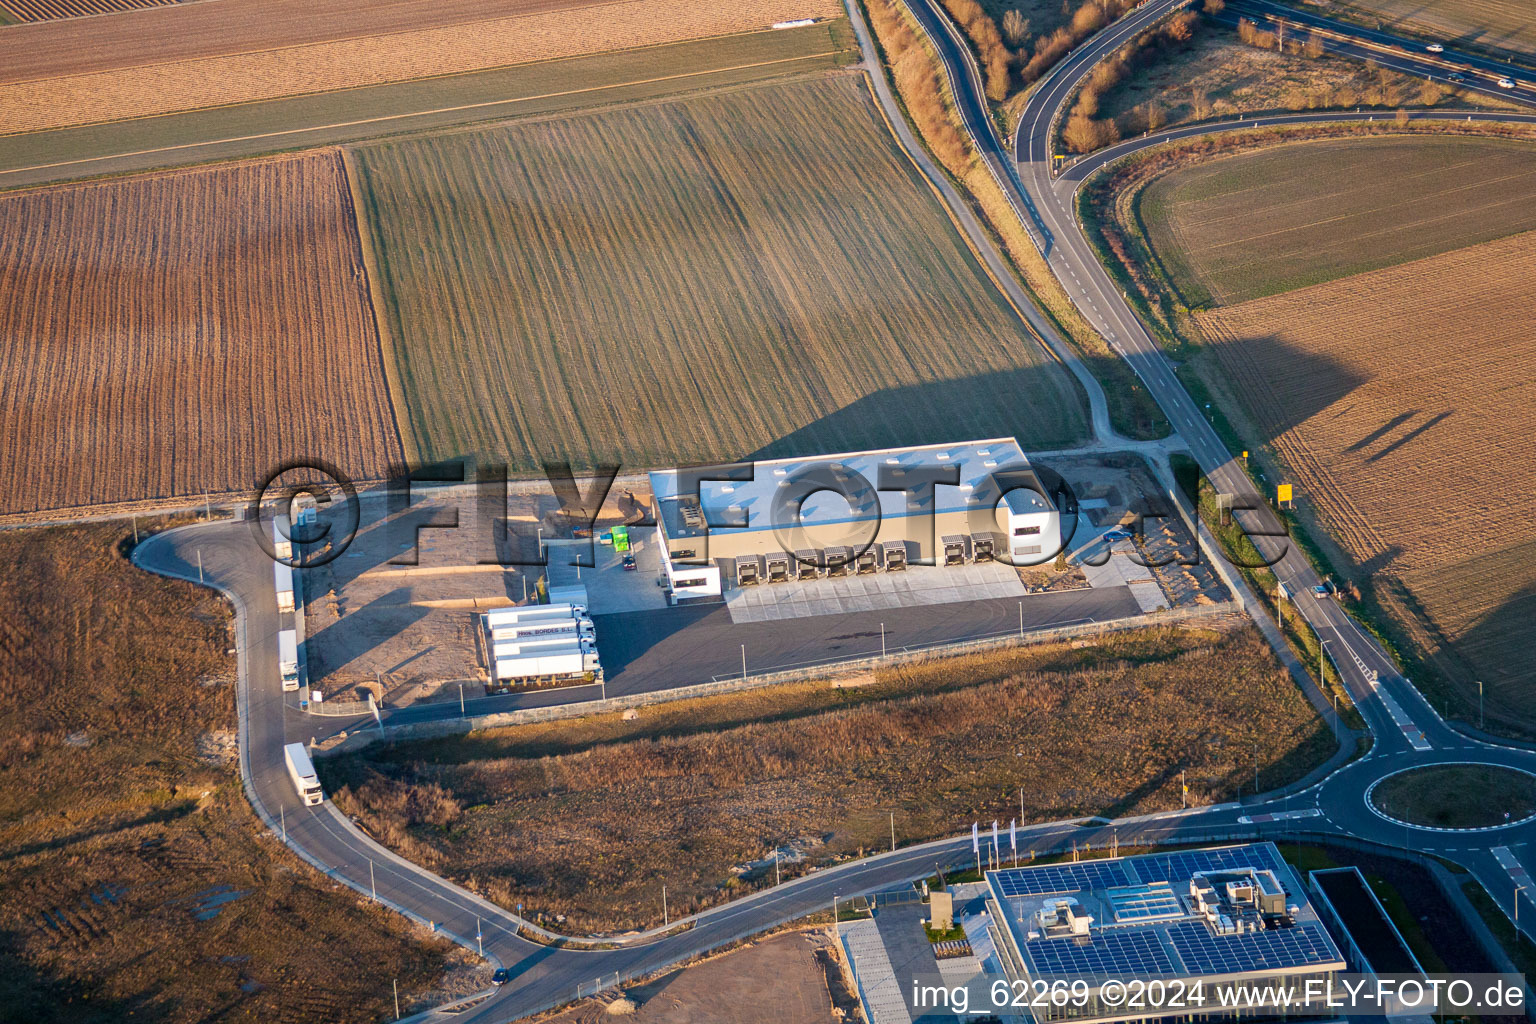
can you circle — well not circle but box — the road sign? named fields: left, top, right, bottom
left=1277, top=483, right=1293, bottom=507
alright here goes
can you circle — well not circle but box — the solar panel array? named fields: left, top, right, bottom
left=994, top=860, right=1135, bottom=897
left=1025, top=929, right=1178, bottom=979
left=1129, top=845, right=1287, bottom=887
left=1167, top=921, right=1341, bottom=975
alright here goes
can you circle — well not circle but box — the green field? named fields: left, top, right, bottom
left=1140, top=135, right=1536, bottom=307
left=1372, top=764, right=1536, bottom=829
left=352, top=74, right=1088, bottom=471
left=0, top=22, right=855, bottom=191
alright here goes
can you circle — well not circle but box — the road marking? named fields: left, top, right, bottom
left=1237, top=808, right=1322, bottom=824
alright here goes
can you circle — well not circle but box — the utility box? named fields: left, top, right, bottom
left=794, top=549, right=821, bottom=580
left=735, top=553, right=761, bottom=586
left=765, top=552, right=792, bottom=583
left=971, top=532, right=997, bottom=562
left=824, top=545, right=854, bottom=577
left=881, top=539, right=908, bottom=571
left=929, top=891, right=954, bottom=932
left=942, top=535, right=968, bottom=567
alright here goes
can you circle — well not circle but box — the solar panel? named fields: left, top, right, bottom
left=1024, top=929, right=1177, bottom=978
left=1167, top=921, right=1341, bottom=975
left=1129, top=845, right=1286, bottom=887
left=994, top=860, right=1135, bottom=898
left=1109, top=883, right=1183, bottom=922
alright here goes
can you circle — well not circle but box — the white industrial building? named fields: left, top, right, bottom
left=648, top=437, right=1062, bottom=599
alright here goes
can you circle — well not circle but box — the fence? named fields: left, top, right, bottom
left=322, top=601, right=1239, bottom=752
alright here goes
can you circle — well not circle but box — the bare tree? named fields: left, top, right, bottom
left=1003, top=8, right=1031, bottom=46
left=1203, top=0, right=1225, bottom=13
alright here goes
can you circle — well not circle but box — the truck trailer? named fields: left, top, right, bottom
left=284, top=742, right=323, bottom=806
left=274, top=560, right=295, bottom=613
left=277, top=629, right=299, bottom=691
left=489, top=618, right=595, bottom=644
left=490, top=640, right=602, bottom=692
left=483, top=602, right=586, bottom=628
left=271, top=514, right=293, bottom=561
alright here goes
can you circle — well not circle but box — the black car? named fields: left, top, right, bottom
left=492, top=968, right=511, bottom=986
left=622, top=553, right=638, bottom=571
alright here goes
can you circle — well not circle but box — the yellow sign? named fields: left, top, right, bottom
left=1242, top=451, right=1249, bottom=459
left=1277, top=483, right=1293, bottom=504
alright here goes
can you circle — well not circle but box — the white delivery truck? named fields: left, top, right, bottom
left=283, top=742, right=323, bottom=806
left=277, top=629, right=299, bottom=691
left=274, top=560, right=294, bottom=614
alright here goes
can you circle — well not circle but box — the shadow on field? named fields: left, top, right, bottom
left=741, top=368, right=1089, bottom=463
left=1201, top=330, right=1366, bottom=441
left=1424, top=576, right=1536, bottom=735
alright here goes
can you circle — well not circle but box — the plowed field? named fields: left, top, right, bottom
left=0, top=0, right=843, bottom=133
left=351, top=75, right=1088, bottom=472
left=0, top=0, right=176, bottom=23
left=1196, top=230, right=1536, bottom=732
left=0, top=151, right=403, bottom=517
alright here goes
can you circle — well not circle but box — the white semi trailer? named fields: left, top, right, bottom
left=278, top=629, right=299, bottom=691
left=488, top=618, right=595, bottom=644
left=271, top=513, right=293, bottom=561
left=490, top=639, right=601, bottom=693
left=283, top=742, right=323, bottom=806
left=482, top=602, right=586, bottom=627
left=274, top=560, right=294, bottom=613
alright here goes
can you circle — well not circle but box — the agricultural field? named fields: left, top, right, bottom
left=1317, top=0, right=1536, bottom=59
left=0, top=23, right=855, bottom=191
left=0, top=0, right=845, bottom=133
left=351, top=74, right=1088, bottom=472
left=1139, top=135, right=1536, bottom=306
left=1194, top=230, right=1536, bottom=733
left=0, top=151, right=402, bottom=518
left=326, top=623, right=1331, bottom=933
left=0, top=520, right=459, bottom=1022
left=0, top=0, right=174, bottom=21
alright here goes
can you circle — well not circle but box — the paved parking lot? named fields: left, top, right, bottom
left=725, top=561, right=1027, bottom=622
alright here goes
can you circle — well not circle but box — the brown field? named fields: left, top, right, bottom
left=0, top=520, right=457, bottom=1022
left=0, top=0, right=174, bottom=23
left=1319, top=0, right=1536, bottom=58
left=327, top=624, right=1331, bottom=933
left=1195, top=230, right=1536, bottom=732
left=0, top=0, right=844, bottom=134
left=0, top=150, right=402, bottom=518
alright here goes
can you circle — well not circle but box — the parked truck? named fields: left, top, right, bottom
left=490, top=639, right=602, bottom=692
left=489, top=618, right=595, bottom=644
left=274, top=560, right=294, bottom=613
left=284, top=742, right=323, bottom=806
left=483, top=602, right=586, bottom=627
left=278, top=629, right=299, bottom=691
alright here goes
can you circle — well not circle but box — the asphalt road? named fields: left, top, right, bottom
left=125, top=4, right=1536, bottom=1021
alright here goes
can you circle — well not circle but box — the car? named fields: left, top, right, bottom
left=1426, top=43, right=1444, bottom=53
left=1448, top=72, right=1467, bottom=82
left=1498, top=78, right=1517, bottom=89
left=492, top=968, right=511, bottom=986
left=622, top=553, right=637, bottom=571
left=1312, top=584, right=1330, bottom=597
left=1101, top=528, right=1132, bottom=543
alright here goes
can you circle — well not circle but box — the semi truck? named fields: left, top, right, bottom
left=490, top=639, right=602, bottom=692
left=274, top=560, right=294, bottom=613
left=284, top=742, right=323, bottom=806
left=483, top=602, right=586, bottom=627
left=278, top=629, right=299, bottom=691
left=489, top=618, right=595, bottom=644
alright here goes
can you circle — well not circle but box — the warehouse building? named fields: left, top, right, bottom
left=983, top=843, right=1347, bottom=1024
left=648, top=437, right=1062, bottom=598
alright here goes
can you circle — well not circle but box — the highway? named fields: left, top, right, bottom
left=125, top=3, right=1536, bottom=1021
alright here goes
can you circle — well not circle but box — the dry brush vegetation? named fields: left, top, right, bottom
left=328, top=624, right=1332, bottom=933
left=0, top=150, right=403, bottom=518
left=0, top=521, right=455, bottom=1022
left=0, top=0, right=845, bottom=134
left=352, top=75, right=1087, bottom=472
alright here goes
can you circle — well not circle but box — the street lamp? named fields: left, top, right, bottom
left=1478, top=680, right=1484, bottom=730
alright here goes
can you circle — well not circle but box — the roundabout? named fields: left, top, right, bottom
left=1366, top=762, right=1536, bottom=833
